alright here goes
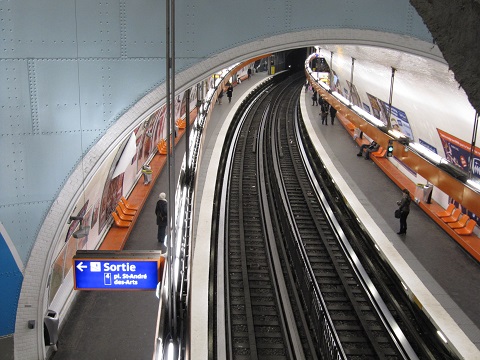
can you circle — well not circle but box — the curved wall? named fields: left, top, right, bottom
left=0, top=0, right=450, bottom=358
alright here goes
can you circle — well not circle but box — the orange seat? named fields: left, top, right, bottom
left=115, top=206, right=134, bottom=222
left=118, top=201, right=136, bottom=216
left=436, top=203, right=455, bottom=218
left=176, top=118, right=186, bottom=129
left=121, top=196, right=139, bottom=211
left=157, top=139, right=168, bottom=155
left=448, top=214, right=470, bottom=229
left=442, top=208, right=461, bottom=223
left=372, top=147, right=386, bottom=158
left=112, top=212, right=131, bottom=228
left=454, top=219, right=476, bottom=235
left=346, top=122, right=356, bottom=131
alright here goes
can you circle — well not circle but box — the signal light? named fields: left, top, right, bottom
left=387, top=140, right=394, bottom=157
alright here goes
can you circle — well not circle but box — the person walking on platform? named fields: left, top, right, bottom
left=226, top=83, right=233, bottom=103
left=396, top=188, right=411, bottom=235
left=330, top=105, right=337, bottom=125
left=320, top=102, right=329, bottom=125
left=312, top=91, right=318, bottom=106
left=155, top=192, right=168, bottom=245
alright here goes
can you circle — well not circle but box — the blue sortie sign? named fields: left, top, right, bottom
left=74, top=259, right=160, bottom=290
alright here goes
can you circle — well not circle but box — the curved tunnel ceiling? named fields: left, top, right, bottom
left=1, top=0, right=440, bottom=266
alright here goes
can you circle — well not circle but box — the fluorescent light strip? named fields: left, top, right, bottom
left=352, top=105, right=385, bottom=127
left=331, top=91, right=350, bottom=106
left=388, top=129, right=407, bottom=139
left=408, top=142, right=443, bottom=165
left=318, top=80, right=330, bottom=92
left=467, top=179, right=480, bottom=191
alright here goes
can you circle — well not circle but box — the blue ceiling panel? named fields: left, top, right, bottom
left=0, top=60, right=31, bottom=136
left=75, top=0, right=122, bottom=58
left=84, top=58, right=166, bottom=127
left=1, top=1, right=77, bottom=59
left=34, top=60, right=81, bottom=133
left=173, top=0, right=286, bottom=58
left=23, top=134, right=83, bottom=201
left=125, top=0, right=165, bottom=58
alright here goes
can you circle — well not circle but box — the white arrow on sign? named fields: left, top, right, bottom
left=76, top=261, right=88, bottom=272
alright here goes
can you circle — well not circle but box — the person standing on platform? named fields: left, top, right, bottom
left=312, top=91, right=318, bottom=106
left=318, top=96, right=325, bottom=108
left=155, top=192, right=168, bottom=245
left=247, top=68, right=252, bottom=79
left=330, top=105, right=337, bottom=125
left=320, top=102, right=329, bottom=125
left=226, top=83, right=233, bottom=103
left=396, top=189, right=411, bottom=235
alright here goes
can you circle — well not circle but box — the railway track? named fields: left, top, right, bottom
left=212, top=72, right=453, bottom=359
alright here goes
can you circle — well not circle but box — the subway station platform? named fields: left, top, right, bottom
left=51, top=72, right=480, bottom=359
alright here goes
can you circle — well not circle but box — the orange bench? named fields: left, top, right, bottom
left=115, top=206, right=134, bottom=222
left=121, top=196, right=139, bottom=211
left=118, top=201, right=136, bottom=216
left=112, top=211, right=131, bottom=228
left=436, top=203, right=455, bottom=218
left=176, top=118, right=186, bottom=129
left=346, top=122, right=356, bottom=131
left=157, top=139, right=168, bottom=155
left=454, top=219, right=477, bottom=235
left=448, top=215, right=470, bottom=229
left=442, top=208, right=461, bottom=223
left=372, top=147, right=386, bottom=158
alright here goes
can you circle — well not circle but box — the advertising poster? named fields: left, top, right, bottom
left=437, top=129, right=480, bottom=178
left=437, top=129, right=479, bottom=228
left=419, top=139, right=438, bottom=154
left=366, top=93, right=387, bottom=122
left=381, top=101, right=414, bottom=140
left=363, top=103, right=371, bottom=114
left=346, top=81, right=361, bottom=107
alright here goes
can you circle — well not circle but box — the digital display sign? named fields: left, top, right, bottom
left=73, top=250, right=163, bottom=291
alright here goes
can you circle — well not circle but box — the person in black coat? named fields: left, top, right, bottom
left=226, top=84, right=233, bottom=103
left=396, top=189, right=411, bottom=235
left=330, top=105, right=337, bottom=125
left=320, top=102, right=329, bottom=125
left=357, top=141, right=379, bottom=160
left=155, top=192, right=168, bottom=243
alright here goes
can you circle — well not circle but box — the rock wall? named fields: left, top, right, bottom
left=410, top=0, right=480, bottom=113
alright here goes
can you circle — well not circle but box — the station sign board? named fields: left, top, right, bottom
left=73, top=250, right=164, bottom=291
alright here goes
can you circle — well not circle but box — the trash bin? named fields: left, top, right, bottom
left=415, top=183, right=433, bottom=204
left=44, top=310, right=59, bottom=349
left=423, top=184, right=433, bottom=204
left=142, top=165, right=152, bottom=185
